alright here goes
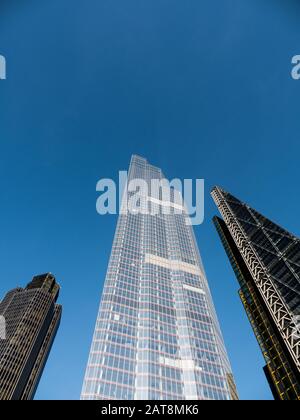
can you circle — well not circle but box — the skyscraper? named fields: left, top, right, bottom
left=81, top=155, right=237, bottom=400
left=212, top=186, right=300, bottom=400
left=0, top=273, right=62, bottom=400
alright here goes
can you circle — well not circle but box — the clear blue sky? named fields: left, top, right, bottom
left=0, top=0, right=299, bottom=400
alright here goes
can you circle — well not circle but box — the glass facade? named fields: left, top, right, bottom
left=0, top=273, right=62, bottom=400
left=81, top=156, right=237, bottom=400
left=212, top=186, right=300, bottom=400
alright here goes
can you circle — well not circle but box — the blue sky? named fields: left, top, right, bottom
left=0, top=0, right=300, bottom=400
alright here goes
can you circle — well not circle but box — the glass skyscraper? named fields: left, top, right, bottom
left=81, top=156, right=237, bottom=400
left=0, top=273, right=62, bottom=400
left=212, top=186, right=300, bottom=400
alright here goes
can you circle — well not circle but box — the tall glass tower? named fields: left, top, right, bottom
left=212, top=186, right=300, bottom=400
left=0, top=273, right=62, bottom=400
left=81, top=156, right=237, bottom=400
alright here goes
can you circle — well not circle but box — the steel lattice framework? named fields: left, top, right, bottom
left=211, top=187, right=300, bottom=371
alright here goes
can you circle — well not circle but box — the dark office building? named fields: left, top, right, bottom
left=0, top=273, right=62, bottom=400
left=211, top=186, right=300, bottom=400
